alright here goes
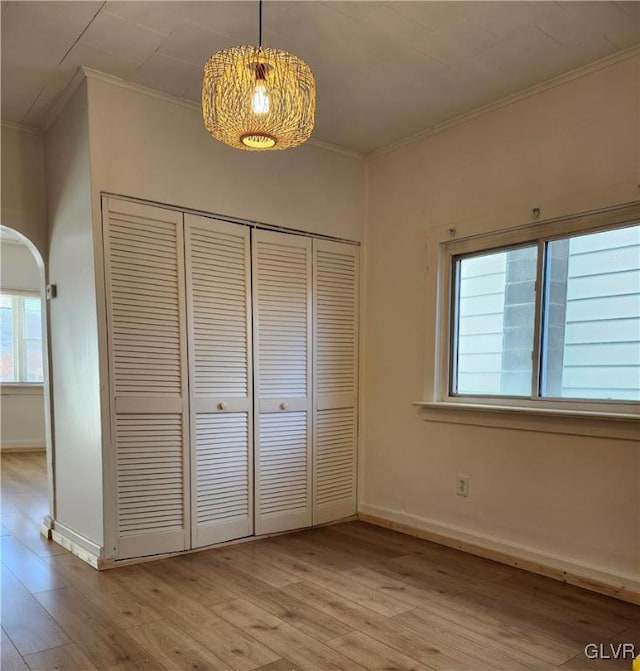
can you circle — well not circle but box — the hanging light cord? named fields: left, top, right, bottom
left=259, top=0, right=263, bottom=48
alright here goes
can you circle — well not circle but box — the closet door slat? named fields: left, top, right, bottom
left=253, top=230, right=312, bottom=535
left=103, top=196, right=190, bottom=559
left=313, top=240, right=359, bottom=524
left=185, top=215, right=253, bottom=548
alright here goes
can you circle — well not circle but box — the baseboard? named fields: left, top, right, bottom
left=48, top=519, right=107, bottom=570
left=1, top=444, right=46, bottom=453
left=358, top=504, right=640, bottom=605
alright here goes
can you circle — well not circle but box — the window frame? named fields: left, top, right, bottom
left=435, top=202, right=640, bottom=417
left=0, top=290, right=44, bottom=385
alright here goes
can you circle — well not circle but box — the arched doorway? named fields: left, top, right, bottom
left=0, top=225, right=54, bottom=544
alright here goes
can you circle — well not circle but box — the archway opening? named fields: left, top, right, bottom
left=0, top=226, right=54, bottom=547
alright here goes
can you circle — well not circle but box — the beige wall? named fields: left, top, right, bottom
left=1, top=125, right=48, bottom=258
left=363, top=54, right=640, bottom=588
left=46, top=81, right=104, bottom=546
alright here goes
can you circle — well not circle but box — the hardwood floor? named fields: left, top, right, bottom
left=1, top=453, right=638, bottom=671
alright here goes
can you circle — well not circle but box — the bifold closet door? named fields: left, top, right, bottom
left=184, top=214, right=253, bottom=548
left=313, top=240, right=359, bottom=524
left=253, top=230, right=312, bottom=535
left=103, top=197, right=190, bottom=559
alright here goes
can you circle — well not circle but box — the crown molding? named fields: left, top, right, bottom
left=79, top=67, right=365, bottom=159
left=305, top=137, right=365, bottom=160
left=368, top=44, right=640, bottom=160
left=83, top=66, right=198, bottom=112
left=1, top=119, right=42, bottom=136
left=10, top=44, right=637, bottom=158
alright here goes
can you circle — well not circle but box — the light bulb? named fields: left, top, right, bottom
left=251, top=81, right=270, bottom=115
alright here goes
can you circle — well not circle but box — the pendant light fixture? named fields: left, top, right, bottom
left=202, top=0, right=316, bottom=151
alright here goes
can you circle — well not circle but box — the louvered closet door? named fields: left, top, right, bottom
left=313, top=240, right=359, bottom=524
left=253, top=230, right=312, bottom=535
left=102, top=197, right=189, bottom=559
left=184, top=214, right=253, bottom=548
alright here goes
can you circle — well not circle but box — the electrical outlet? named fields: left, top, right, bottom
left=456, top=475, right=469, bottom=497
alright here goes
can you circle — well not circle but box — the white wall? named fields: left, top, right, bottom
left=86, top=76, right=366, bottom=243
left=0, top=125, right=48, bottom=258
left=46, top=80, right=104, bottom=547
left=0, top=240, right=46, bottom=450
left=1, top=387, right=46, bottom=450
left=0, top=241, right=41, bottom=291
left=363, top=54, right=640, bottom=588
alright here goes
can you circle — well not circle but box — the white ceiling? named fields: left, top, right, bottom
left=1, top=1, right=638, bottom=154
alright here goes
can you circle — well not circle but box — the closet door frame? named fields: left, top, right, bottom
left=102, top=196, right=191, bottom=560
left=253, top=229, right=313, bottom=535
left=100, top=193, right=361, bottom=559
left=184, top=214, right=254, bottom=548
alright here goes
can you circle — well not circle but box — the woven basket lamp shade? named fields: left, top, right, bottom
left=202, top=45, right=316, bottom=151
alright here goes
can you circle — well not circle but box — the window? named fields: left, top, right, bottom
left=0, top=293, right=43, bottom=383
left=444, top=205, right=640, bottom=409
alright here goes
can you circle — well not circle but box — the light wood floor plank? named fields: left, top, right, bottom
left=213, top=597, right=369, bottom=671
left=254, top=660, right=300, bottom=671
left=119, top=567, right=280, bottom=671
left=33, top=586, right=165, bottom=671
left=141, top=556, right=238, bottom=606
left=1, top=535, right=67, bottom=593
left=328, top=630, right=432, bottom=671
left=1, top=565, right=70, bottom=655
left=503, top=571, right=640, bottom=629
left=266, top=532, right=364, bottom=571
left=394, top=607, right=559, bottom=671
left=240, top=584, right=353, bottom=642
left=207, top=543, right=301, bottom=588
left=233, top=543, right=413, bottom=617
left=390, top=585, right=578, bottom=664
left=465, top=576, right=628, bottom=639
left=1, top=628, right=29, bottom=671
left=22, top=643, right=99, bottom=671
left=2, top=453, right=638, bottom=671
left=127, top=619, right=235, bottom=671
left=179, top=551, right=279, bottom=601
left=329, top=521, right=516, bottom=582
left=282, top=581, right=480, bottom=671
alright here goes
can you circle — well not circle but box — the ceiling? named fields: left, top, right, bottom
left=1, top=1, right=638, bottom=154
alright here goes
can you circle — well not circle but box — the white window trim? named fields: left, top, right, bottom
left=422, top=201, right=640, bottom=426
left=0, top=290, right=43, bottom=384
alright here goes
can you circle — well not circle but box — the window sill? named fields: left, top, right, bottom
left=413, top=401, right=639, bottom=441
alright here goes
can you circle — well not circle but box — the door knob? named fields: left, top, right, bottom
left=217, top=402, right=227, bottom=411
left=279, top=402, right=288, bottom=411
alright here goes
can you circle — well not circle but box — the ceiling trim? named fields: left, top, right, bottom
left=6, top=44, right=637, bottom=159
left=1, top=119, right=43, bottom=136
left=369, top=44, right=640, bottom=160
left=57, top=67, right=366, bottom=159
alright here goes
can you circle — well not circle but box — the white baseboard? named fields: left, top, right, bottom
left=358, top=503, right=640, bottom=605
left=48, top=519, right=105, bottom=570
